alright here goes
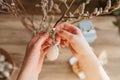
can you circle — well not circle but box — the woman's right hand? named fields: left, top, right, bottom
left=55, top=23, right=110, bottom=80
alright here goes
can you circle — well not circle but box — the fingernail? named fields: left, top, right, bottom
left=56, top=26, right=61, bottom=30
left=55, top=29, right=60, bottom=33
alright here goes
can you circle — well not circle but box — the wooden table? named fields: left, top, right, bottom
left=0, top=15, right=120, bottom=80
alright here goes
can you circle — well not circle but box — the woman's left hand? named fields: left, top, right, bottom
left=17, top=32, right=52, bottom=80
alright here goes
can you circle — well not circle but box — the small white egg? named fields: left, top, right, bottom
left=4, top=62, right=13, bottom=69
left=46, top=45, right=59, bottom=61
left=0, top=63, right=4, bottom=72
left=0, top=55, right=5, bottom=62
left=3, top=62, right=13, bottom=72
left=7, top=63, right=13, bottom=69
left=2, top=71, right=10, bottom=78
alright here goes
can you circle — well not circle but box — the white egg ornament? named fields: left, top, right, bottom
left=46, top=45, right=59, bottom=61
left=2, top=71, right=10, bottom=78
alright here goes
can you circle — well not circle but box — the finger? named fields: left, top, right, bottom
left=56, top=22, right=80, bottom=34
left=55, top=33, right=67, bottom=47
left=60, top=39, right=68, bottom=47
left=63, top=40, right=69, bottom=47
left=41, top=38, right=52, bottom=50
left=56, top=22, right=74, bottom=30
left=57, top=30, right=74, bottom=41
left=34, top=33, right=49, bottom=48
left=27, top=33, right=44, bottom=53
left=42, top=43, right=52, bottom=50
left=38, top=45, right=52, bottom=70
left=28, top=32, right=45, bottom=49
left=60, top=41, right=65, bottom=47
left=55, top=33, right=61, bottom=44
left=43, top=45, right=52, bottom=54
left=38, top=44, right=52, bottom=65
left=47, top=38, right=52, bottom=44
left=41, top=44, right=52, bottom=57
left=63, top=23, right=79, bottom=32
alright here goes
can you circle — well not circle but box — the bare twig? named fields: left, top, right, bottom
left=16, top=0, right=36, bottom=30
left=53, top=0, right=76, bottom=27
left=0, top=0, right=120, bottom=36
left=3, top=2, right=33, bottom=32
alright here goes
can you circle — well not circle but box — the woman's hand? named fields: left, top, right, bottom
left=56, top=23, right=110, bottom=80
left=17, top=32, right=52, bottom=80
left=17, top=23, right=110, bottom=80
left=55, top=22, right=92, bottom=58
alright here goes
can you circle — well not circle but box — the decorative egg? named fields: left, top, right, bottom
left=0, top=53, right=13, bottom=79
left=7, top=63, right=13, bottom=70
left=0, top=63, right=4, bottom=72
left=46, top=45, right=59, bottom=61
left=0, top=54, right=5, bottom=62
left=2, top=71, right=10, bottom=78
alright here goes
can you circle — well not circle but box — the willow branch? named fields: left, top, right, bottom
left=16, top=0, right=35, bottom=29
left=53, top=0, right=75, bottom=27
left=1, top=2, right=33, bottom=34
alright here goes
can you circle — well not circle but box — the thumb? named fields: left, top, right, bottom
left=35, top=33, right=49, bottom=48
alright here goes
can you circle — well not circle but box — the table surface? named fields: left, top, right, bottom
left=0, top=15, right=120, bottom=80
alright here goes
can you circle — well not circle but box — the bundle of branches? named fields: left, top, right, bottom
left=0, top=0, right=120, bottom=61
left=0, top=0, right=120, bottom=36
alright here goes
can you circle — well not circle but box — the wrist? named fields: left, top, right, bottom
left=17, top=69, right=39, bottom=80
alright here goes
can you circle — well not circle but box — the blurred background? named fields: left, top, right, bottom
left=0, top=0, right=120, bottom=80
